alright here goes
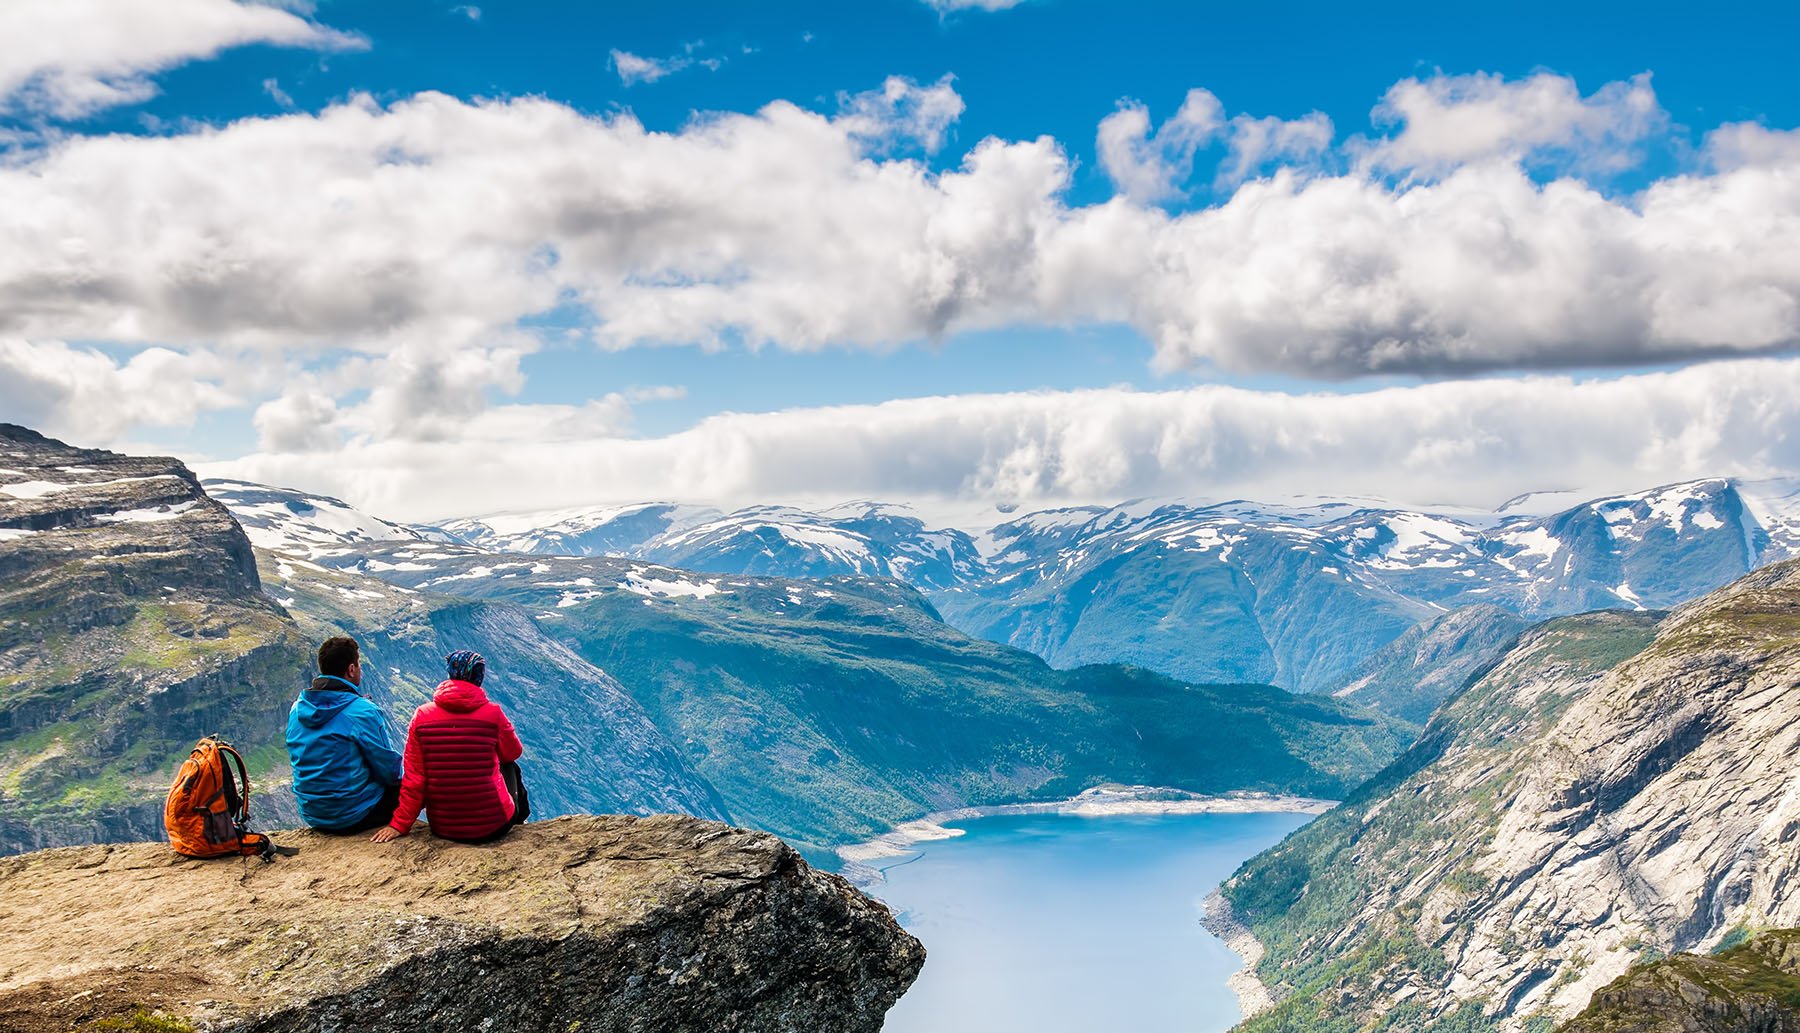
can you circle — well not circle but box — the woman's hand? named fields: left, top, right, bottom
left=371, top=825, right=407, bottom=843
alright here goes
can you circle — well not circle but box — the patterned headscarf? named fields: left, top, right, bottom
left=445, top=649, right=487, bottom=686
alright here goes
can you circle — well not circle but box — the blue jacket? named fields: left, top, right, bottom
left=286, top=675, right=404, bottom=831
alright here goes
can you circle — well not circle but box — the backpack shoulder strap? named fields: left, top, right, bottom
left=217, top=743, right=251, bottom=822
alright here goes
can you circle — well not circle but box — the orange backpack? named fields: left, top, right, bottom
left=164, top=736, right=291, bottom=860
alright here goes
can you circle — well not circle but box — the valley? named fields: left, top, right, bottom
left=13, top=423, right=1800, bottom=1032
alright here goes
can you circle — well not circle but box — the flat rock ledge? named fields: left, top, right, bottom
left=0, top=814, right=924, bottom=1033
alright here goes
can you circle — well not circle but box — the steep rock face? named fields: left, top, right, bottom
left=0, top=814, right=924, bottom=1033
left=0, top=425, right=261, bottom=599
left=0, top=426, right=307, bottom=853
left=1331, top=604, right=1531, bottom=723
left=1559, top=930, right=1800, bottom=1033
left=1223, top=558, right=1800, bottom=1032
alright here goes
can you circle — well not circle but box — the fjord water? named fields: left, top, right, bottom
left=874, top=811, right=1311, bottom=1033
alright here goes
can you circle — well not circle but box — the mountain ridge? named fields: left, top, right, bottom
left=211, top=475, right=1800, bottom=701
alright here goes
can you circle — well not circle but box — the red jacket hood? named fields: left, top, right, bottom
left=433, top=679, right=490, bottom=713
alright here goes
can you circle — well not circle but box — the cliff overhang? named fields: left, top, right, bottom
left=0, top=814, right=924, bottom=1033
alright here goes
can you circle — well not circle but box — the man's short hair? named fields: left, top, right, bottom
left=318, top=636, right=360, bottom=678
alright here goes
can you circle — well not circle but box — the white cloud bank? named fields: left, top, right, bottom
left=6, top=63, right=1800, bottom=511
left=209, top=358, right=1800, bottom=523
left=0, top=0, right=361, bottom=118
left=4, top=69, right=1798, bottom=402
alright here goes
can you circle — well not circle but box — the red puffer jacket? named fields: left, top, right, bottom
left=389, top=679, right=523, bottom=841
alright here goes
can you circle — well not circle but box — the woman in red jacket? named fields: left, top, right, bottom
left=372, top=650, right=531, bottom=844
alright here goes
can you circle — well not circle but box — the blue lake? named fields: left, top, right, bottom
left=870, top=810, right=1311, bottom=1033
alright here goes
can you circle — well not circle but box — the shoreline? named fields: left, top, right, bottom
left=835, top=784, right=1334, bottom=885
left=1202, top=888, right=1276, bottom=1020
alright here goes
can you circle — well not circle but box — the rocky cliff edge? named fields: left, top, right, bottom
left=0, top=814, right=924, bottom=1033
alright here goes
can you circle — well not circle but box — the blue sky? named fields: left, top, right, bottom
left=3, top=0, right=1800, bottom=519
left=98, top=0, right=1800, bottom=437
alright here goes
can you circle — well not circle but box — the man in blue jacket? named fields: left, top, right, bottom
left=286, top=636, right=404, bottom=834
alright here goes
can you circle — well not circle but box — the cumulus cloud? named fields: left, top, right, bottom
left=1096, top=89, right=1224, bottom=202
left=1707, top=122, right=1800, bottom=170
left=1217, top=110, right=1334, bottom=187
left=1097, top=88, right=1334, bottom=198
left=0, top=338, right=241, bottom=441
left=4, top=68, right=1800, bottom=460
left=253, top=388, right=340, bottom=454
left=0, top=0, right=361, bottom=118
left=209, top=358, right=1800, bottom=523
left=1363, top=70, right=1664, bottom=176
left=836, top=75, right=965, bottom=153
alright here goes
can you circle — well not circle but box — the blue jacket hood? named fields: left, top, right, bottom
left=295, top=675, right=362, bottom=729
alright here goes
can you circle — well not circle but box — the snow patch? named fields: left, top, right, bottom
left=621, top=573, right=724, bottom=600
left=97, top=501, right=200, bottom=523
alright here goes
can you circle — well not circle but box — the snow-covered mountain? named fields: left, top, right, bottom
left=441, top=500, right=984, bottom=591
left=440, top=503, right=717, bottom=558
left=204, top=479, right=427, bottom=556
left=937, top=478, right=1800, bottom=692
left=207, top=475, right=1800, bottom=700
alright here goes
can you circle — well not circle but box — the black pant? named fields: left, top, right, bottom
left=456, top=761, right=532, bottom=844
left=316, top=783, right=401, bottom=836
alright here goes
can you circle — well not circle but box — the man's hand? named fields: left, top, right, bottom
left=371, top=825, right=406, bottom=843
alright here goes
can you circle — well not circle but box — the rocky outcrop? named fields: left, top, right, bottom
left=0, top=814, right=924, bottom=1033
left=1225, top=558, right=1800, bottom=1031
left=0, top=423, right=262, bottom=600
left=0, top=425, right=308, bottom=854
left=1559, top=930, right=1800, bottom=1033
